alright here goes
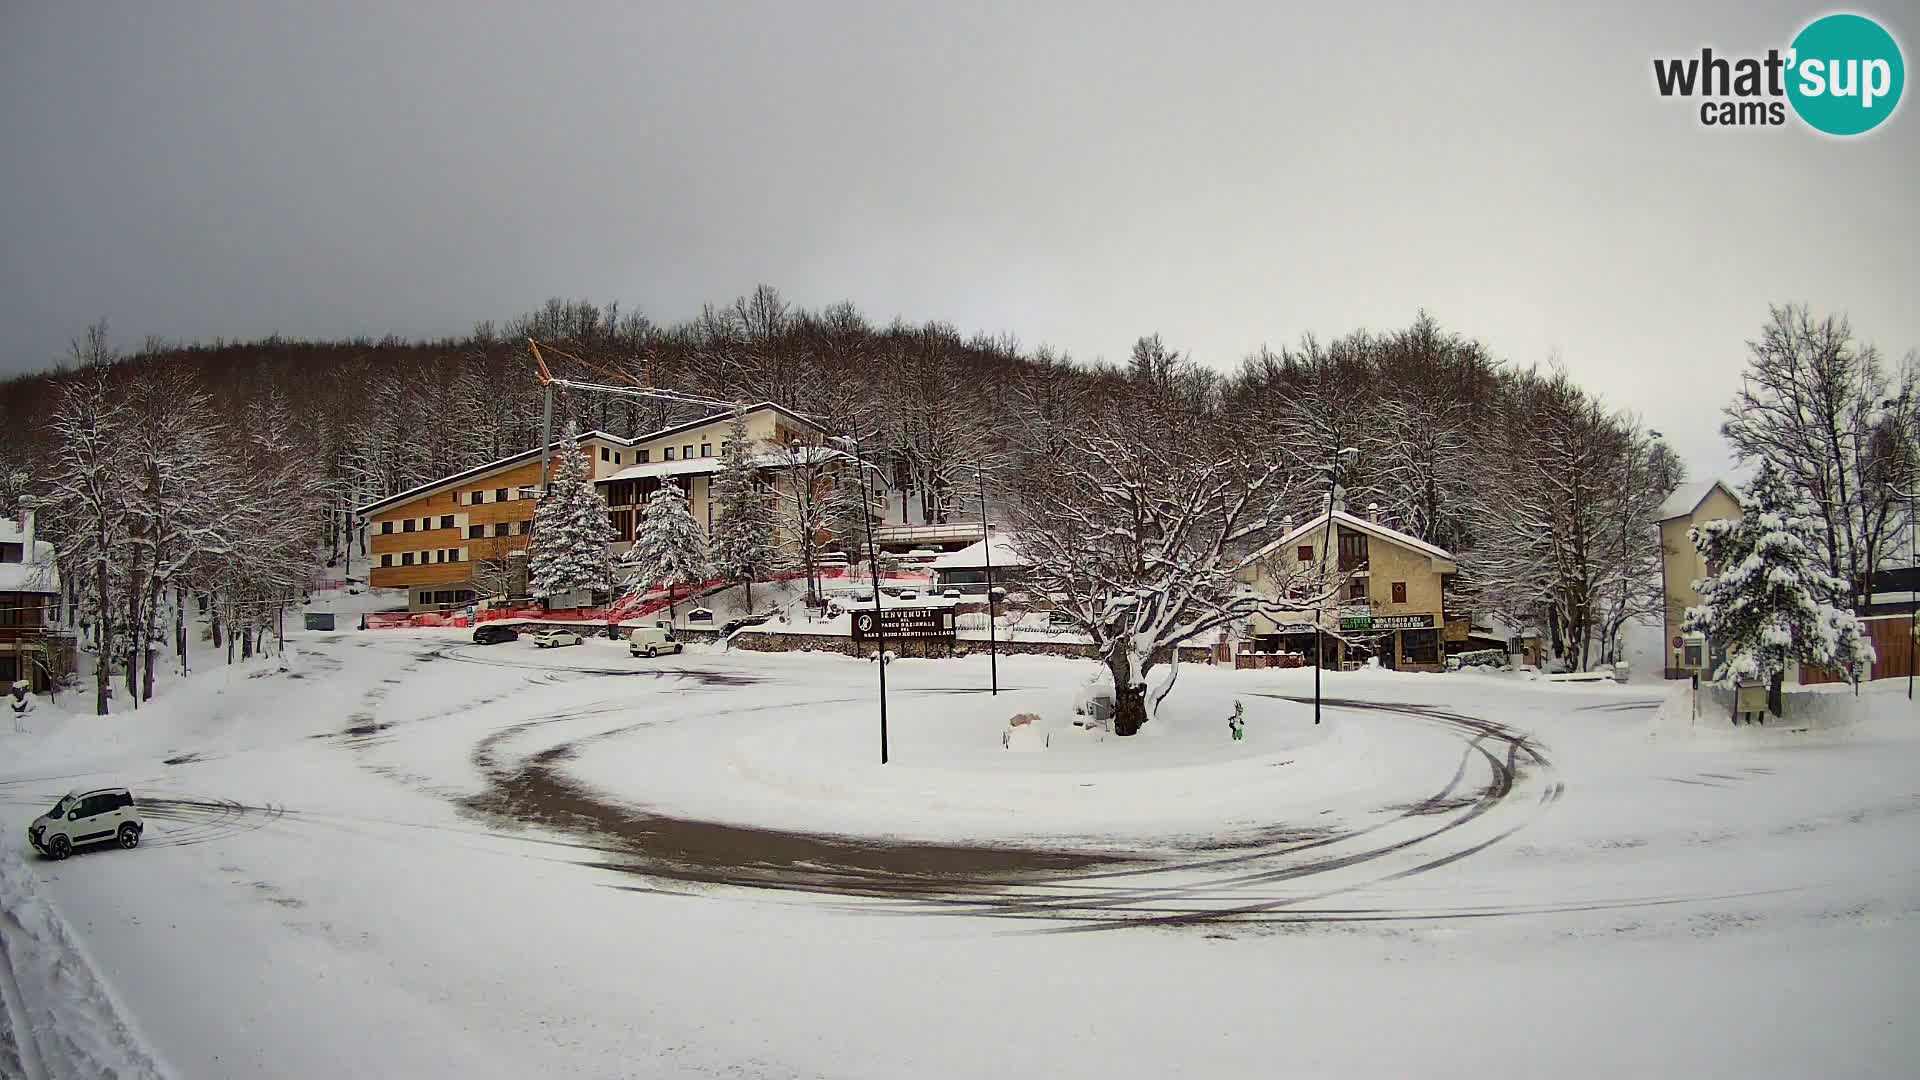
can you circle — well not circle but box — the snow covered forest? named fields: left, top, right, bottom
left=2, top=288, right=1907, bottom=714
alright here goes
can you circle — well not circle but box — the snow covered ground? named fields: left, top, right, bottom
left=0, top=629, right=1916, bottom=1078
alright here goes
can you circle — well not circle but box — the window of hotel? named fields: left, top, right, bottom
left=495, top=488, right=509, bottom=502
left=1402, top=629, right=1440, bottom=665
left=516, top=520, right=530, bottom=535
left=699, top=443, right=711, bottom=457
left=600, top=447, right=610, bottom=461
left=381, top=521, right=393, bottom=534
left=0, top=543, right=21, bottom=563
left=401, top=552, right=414, bottom=566
left=402, top=519, right=416, bottom=533
left=636, top=449, right=650, bottom=463
left=1347, top=576, right=1368, bottom=601
left=440, top=515, right=454, bottom=529
left=683, top=444, right=694, bottom=460
left=1337, top=531, right=1369, bottom=570
left=1296, top=545, right=1313, bottom=563
left=420, top=517, right=431, bottom=530
left=380, top=554, right=393, bottom=567
left=468, top=525, right=483, bottom=539
left=493, top=523, right=510, bottom=537
left=449, top=549, right=462, bottom=562
left=664, top=447, right=676, bottom=461
left=471, top=490, right=485, bottom=504
left=614, top=452, right=622, bottom=464
left=1391, top=581, right=1407, bottom=604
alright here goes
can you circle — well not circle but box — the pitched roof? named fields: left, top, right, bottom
left=355, top=430, right=630, bottom=515
left=1257, top=509, right=1457, bottom=567
left=634, top=402, right=827, bottom=446
left=1656, top=479, right=1739, bottom=522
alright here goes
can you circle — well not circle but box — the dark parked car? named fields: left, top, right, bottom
left=472, top=624, right=520, bottom=645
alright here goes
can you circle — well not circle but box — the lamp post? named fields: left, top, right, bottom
left=976, top=464, right=1000, bottom=695
left=851, top=433, right=889, bottom=763
left=1314, top=447, right=1360, bottom=725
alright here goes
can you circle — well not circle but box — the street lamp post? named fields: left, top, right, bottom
left=977, top=465, right=998, bottom=695
left=852, top=433, right=889, bottom=764
left=1314, top=447, right=1360, bottom=726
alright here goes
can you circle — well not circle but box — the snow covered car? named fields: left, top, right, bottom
left=628, top=626, right=684, bottom=658
left=472, top=623, right=520, bottom=645
left=721, top=613, right=773, bottom=635
left=531, top=628, right=583, bottom=649
left=941, top=588, right=963, bottom=600
left=29, top=788, right=143, bottom=860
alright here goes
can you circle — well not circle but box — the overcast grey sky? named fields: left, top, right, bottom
left=2, top=1, right=1915, bottom=479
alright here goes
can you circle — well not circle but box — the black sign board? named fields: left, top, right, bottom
left=852, top=607, right=956, bottom=640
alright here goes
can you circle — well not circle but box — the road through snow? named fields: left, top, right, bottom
left=0, top=629, right=1916, bottom=1078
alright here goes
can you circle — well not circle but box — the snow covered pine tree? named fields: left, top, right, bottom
left=707, top=407, right=776, bottom=614
left=528, top=422, right=615, bottom=599
left=623, top=479, right=709, bottom=623
left=1683, top=460, right=1876, bottom=707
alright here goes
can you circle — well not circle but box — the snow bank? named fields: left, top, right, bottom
left=0, top=848, right=168, bottom=1079
left=1652, top=677, right=1920, bottom=743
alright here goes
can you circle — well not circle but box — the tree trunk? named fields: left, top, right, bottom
left=94, top=559, right=111, bottom=716
left=1106, top=650, right=1149, bottom=737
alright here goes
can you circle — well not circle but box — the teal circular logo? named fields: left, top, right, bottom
left=1787, top=14, right=1905, bottom=135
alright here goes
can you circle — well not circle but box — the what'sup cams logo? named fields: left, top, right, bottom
left=1654, top=12, right=1904, bottom=135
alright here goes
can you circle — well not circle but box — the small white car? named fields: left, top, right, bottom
left=941, top=588, right=963, bottom=599
left=896, top=588, right=920, bottom=600
left=29, top=787, right=143, bottom=860
left=532, top=628, right=583, bottom=649
left=629, top=626, right=684, bottom=658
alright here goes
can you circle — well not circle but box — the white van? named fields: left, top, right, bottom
left=628, top=626, right=684, bottom=658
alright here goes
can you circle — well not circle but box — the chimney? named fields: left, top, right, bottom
left=1329, top=484, right=1347, bottom=515
left=1366, top=502, right=1380, bottom=522
left=18, top=505, right=32, bottom=559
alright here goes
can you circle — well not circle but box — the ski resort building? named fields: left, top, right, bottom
left=0, top=508, right=71, bottom=692
left=1237, top=506, right=1459, bottom=672
left=358, top=403, right=830, bottom=610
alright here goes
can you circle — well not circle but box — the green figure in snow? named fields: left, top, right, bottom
left=1227, top=699, right=1245, bottom=741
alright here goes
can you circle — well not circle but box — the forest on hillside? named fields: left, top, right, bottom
left=0, top=286, right=1689, bottom=687
left=9, top=288, right=1903, bottom=716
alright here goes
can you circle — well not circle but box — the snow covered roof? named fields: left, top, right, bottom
left=596, top=445, right=846, bottom=485
left=0, top=518, right=58, bottom=594
left=355, top=430, right=632, bottom=515
left=1657, top=479, right=1740, bottom=522
left=929, top=533, right=1026, bottom=570
left=1257, top=510, right=1457, bottom=568
left=638, top=401, right=826, bottom=445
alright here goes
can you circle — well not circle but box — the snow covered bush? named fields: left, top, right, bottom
left=1683, top=460, right=1875, bottom=694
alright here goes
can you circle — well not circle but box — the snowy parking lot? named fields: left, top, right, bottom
left=1, top=630, right=1917, bottom=1078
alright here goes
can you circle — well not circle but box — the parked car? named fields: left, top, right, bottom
left=896, top=588, right=920, bottom=600
left=687, top=607, right=715, bottom=623
left=941, top=588, right=963, bottom=600
left=29, top=788, right=142, bottom=860
left=532, top=628, right=583, bottom=649
left=721, top=613, right=773, bottom=635
left=472, top=623, right=520, bottom=645
left=629, top=626, right=685, bottom=658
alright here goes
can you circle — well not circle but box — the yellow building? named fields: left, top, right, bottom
left=1239, top=507, right=1459, bottom=672
left=358, top=403, right=828, bottom=610
left=1656, top=479, right=1741, bottom=678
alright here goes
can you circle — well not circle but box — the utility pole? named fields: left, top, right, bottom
left=855, top=433, right=889, bottom=764
left=1314, top=447, right=1359, bottom=725
left=979, top=464, right=997, bottom=696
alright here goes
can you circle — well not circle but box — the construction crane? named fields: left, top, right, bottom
left=527, top=339, right=736, bottom=495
